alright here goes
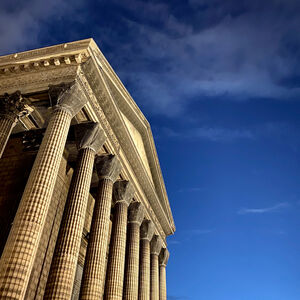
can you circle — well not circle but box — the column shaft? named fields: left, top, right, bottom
left=124, top=202, right=144, bottom=300
left=80, top=178, right=114, bottom=299
left=0, top=115, right=16, bottom=158
left=44, top=147, right=95, bottom=300
left=159, top=266, right=166, bottom=300
left=139, top=239, right=151, bottom=300
left=0, top=108, right=72, bottom=299
left=158, top=249, right=169, bottom=300
left=150, top=254, right=159, bottom=300
left=104, top=202, right=129, bottom=300
left=124, top=222, right=140, bottom=300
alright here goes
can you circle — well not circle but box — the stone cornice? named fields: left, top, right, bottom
left=0, top=39, right=92, bottom=67
left=0, top=53, right=87, bottom=76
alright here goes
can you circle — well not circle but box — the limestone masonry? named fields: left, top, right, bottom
left=0, top=39, right=175, bottom=300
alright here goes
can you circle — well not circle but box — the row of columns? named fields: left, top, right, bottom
left=0, top=82, right=169, bottom=300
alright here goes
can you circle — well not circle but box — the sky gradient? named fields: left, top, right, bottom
left=1, top=1, right=300, bottom=299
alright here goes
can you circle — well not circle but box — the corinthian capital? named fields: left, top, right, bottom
left=74, top=122, right=106, bottom=153
left=113, top=180, right=134, bottom=206
left=95, top=154, right=121, bottom=182
left=140, top=220, right=155, bottom=241
left=0, top=91, right=32, bottom=119
left=150, top=235, right=162, bottom=256
left=128, top=202, right=144, bottom=225
left=159, top=248, right=169, bottom=267
left=48, top=79, right=88, bottom=117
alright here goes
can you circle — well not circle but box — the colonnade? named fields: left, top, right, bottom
left=0, top=81, right=170, bottom=300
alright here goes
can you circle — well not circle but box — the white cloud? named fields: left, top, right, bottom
left=178, top=187, right=206, bottom=193
left=168, top=240, right=181, bottom=245
left=238, top=202, right=290, bottom=214
left=0, top=0, right=83, bottom=54
left=163, top=126, right=254, bottom=142
left=188, top=229, right=214, bottom=235
left=98, top=0, right=300, bottom=116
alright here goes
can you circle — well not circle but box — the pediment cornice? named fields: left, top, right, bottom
left=90, top=46, right=175, bottom=233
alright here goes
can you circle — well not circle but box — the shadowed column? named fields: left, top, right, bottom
left=104, top=180, right=134, bottom=300
left=0, top=81, right=87, bottom=299
left=159, top=248, right=169, bottom=300
left=0, top=91, right=32, bottom=158
left=124, top=202, right=145, bottom=300
left=80, top=154, right=121, bottom=300
left=138, top=220, right=155, bottom=300
left=44, top=122, right=106, bottom=300
left=150, top=235, right=162, bottom=300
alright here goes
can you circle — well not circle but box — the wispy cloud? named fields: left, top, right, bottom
left=0, top=0, right=84, bottom=54
left=163, top=126, right=255, bottom=142
left=178, top=187, right=206, bottom=193
left=96, top=0, right=300, bottom=116
left=187, top=229, right=214, bottom=235
left=167, top=296, right=189, bottom=300
left=189, top=127, right=254, bottom=142
left=238, top=202, right=290, bottom=215
left=162, top=121, right=300, bottom=146
left=168, top=240, right=181, bottom=245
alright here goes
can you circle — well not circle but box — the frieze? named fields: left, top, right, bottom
left=0, top=65, right=78, bottom=94
left=0, top=53, right=88, bottom=79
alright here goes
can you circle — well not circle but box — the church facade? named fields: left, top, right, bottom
left=0, top=39, right=175, bottom=300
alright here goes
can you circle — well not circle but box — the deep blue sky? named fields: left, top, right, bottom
left=1, top=0, right=300, bottom=299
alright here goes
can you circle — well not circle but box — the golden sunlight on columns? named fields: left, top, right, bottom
left=45, top=123, right=106, bottom=300
left=104, top=180, right=135, bottom=300
left=80, top=154, right=121, bottom=300
left=150, top=235, right=162, bottom=300
left=123, top=202, right=145, bottom=300
left=138, top=220, right=155, bottom=300
left=0, top=80, right=87, bottom=300
left=159, top=248, right=169, bottom=300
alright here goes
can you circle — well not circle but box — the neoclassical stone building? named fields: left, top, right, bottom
left=0, top=39, right=175, bottom=300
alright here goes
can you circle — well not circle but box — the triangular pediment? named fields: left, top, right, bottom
left=120, top=112, right=154, bottom=184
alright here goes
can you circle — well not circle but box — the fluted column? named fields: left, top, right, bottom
left=80, top=155, right=121, bottom=300
left=150, top=236, right=162, bottom=300
left=138, top=220, right=155, bottom=300
left=159, top=248, right=169, bottom=300
left=123, top=202, right=144, bottom=300
left=0, top=91, right=32, bottom=158
left=44, top=122, right=106, bottom=300
left=104, top=180, right=135, bottom=300
left=0, top=80, right=87, bottom=299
